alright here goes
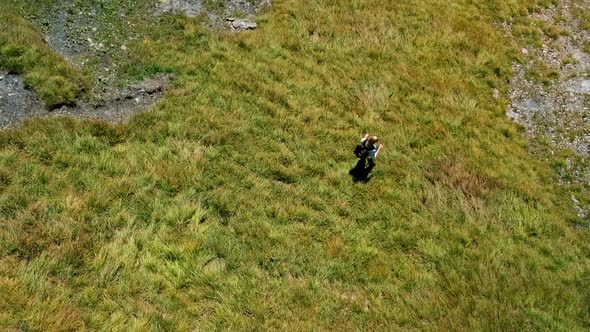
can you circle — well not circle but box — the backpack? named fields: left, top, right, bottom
left=354, top=142, right=368, bottom=158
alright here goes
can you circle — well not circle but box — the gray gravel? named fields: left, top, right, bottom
left=506, top=0, right=590, bottom=220
left=159, top=0, right=204, bottom=17
left=0, top=72, right=171, bottom=129
left=0, top=72, right=45, bottom=128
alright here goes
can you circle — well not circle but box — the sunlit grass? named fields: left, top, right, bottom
left=1, top=0, right=589, bottom=330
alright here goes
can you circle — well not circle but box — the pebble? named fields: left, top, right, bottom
left=521, top=48, right=528, bottom=55
left=120, top=45, right=128, bottom=51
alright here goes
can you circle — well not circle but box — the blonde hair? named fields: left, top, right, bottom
left=368, top=136, right=379, bottom=145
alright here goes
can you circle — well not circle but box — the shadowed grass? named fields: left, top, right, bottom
left=0, top=0, right=589, bottom=330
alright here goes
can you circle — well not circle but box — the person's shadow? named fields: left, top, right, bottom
left=349, top=158, right=375, bottom=183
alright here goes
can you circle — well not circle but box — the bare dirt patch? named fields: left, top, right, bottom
left=0, top=70, right=170, bottom=129
left=0, top=71, right=45, bottom=128
left=50, top=74, right=171, bottom=124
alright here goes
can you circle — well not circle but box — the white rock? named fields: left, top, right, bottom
left=521, top=48, right=528, bottom=55
left=121, top=45, right=128, bottom=51
left=231, top=19, right=257, bottom=30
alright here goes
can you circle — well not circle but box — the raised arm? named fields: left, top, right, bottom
left=375, top=143, right=383, bottom=157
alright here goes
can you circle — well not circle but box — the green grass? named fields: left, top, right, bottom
left=1, top=0, right=589, bottom=330
left=526, top=58, right=560, bottom=85
left=0, top=3, right=88, bottom=108
left=573, top=4, right=590, bottom=31
left=562, top=55, right=578, bottom=66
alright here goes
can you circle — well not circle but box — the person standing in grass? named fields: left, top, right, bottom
left=359, top=133, right=383, bottom=169
left=350, top=133, right=383, bottom=181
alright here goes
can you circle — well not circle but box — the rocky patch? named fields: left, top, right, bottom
left=159, top=0, right=204, bottom=17
left=0, top=72, right=45, bottom=128
left=506, top=0, right=590, bottom=221
left=159, top=0, right=270, bottom=30
left=0, top=71, right=171, bottom=129
left=51, top=74, right=171, bottom=124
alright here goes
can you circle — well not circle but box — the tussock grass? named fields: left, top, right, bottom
left=1, top=0, right=590, bottom=330
left=0, top=3, right=88, bottom=108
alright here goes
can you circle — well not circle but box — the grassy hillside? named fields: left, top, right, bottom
left=1, top=0, right=589, bottom=330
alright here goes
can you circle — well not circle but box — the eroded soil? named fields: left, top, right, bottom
left=0, top=70, right=170, bottom=129
left=0, top=72, right=45, bottom=128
